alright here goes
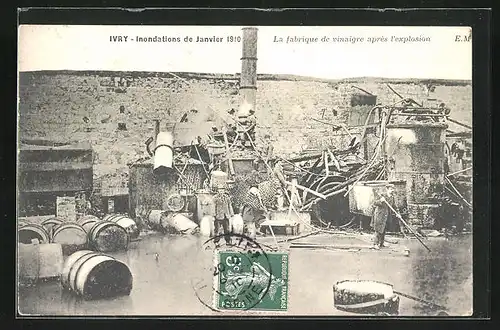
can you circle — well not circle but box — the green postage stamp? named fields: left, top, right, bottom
left=213, top=250, right=289, bottom=311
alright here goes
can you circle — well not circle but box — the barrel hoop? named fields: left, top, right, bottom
left=334, top=298, right=394, bottom=310
left=111, top=215, right=125, bottom=223
left=65, top=251, right=95, bottom=290
left=89, top=221, right=114, bottom=238
left=107, top=214, right=121, bottom=222
left=78, top=215, right=100, bottom=223
left=72, top=253, right=103, bottom=295
left=153, top=144, right=173, bottom=153
left=102, top=214, right=113, bottom=222
left=53, top=223, right=86, bottom=238
left=42, top=218, right=63, bottom=226
left=80, top=219, right=98, bottom=227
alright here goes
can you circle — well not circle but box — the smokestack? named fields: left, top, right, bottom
left=240, top=27, right=258, bottom=113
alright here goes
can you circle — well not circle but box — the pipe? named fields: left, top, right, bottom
left=447, top=117, right=472, bottom=130
left=153, top=120, right=160, bottom=147
left=153, top=131, right=174, bottom=176
left=240, top=27, right=258, bottom=113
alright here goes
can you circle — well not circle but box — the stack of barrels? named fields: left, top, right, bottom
left=18, top=213, right=140, bottom=255
left=18, top=214, right=137, bottom=299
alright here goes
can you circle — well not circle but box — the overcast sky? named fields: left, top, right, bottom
left=18, top=25, right=472, bottom=80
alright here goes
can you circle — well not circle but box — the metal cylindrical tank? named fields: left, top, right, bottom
left=385, top=122, right=448, bottom=227
left=240, top=27, right=258, bottom=113
left=153, top=131, right=174, bottom=176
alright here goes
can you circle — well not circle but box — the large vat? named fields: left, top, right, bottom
left=385, top=122, right=448, bottom=227
left=128, top=162, right=206, bottom=218
left=348, top=180, right=408, bottom=217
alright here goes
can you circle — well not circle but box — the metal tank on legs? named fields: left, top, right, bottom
left=384, top=122, right=448, bottom=228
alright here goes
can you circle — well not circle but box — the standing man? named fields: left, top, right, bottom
left=371, top=184, right=395, bottom=249
left=246, top=109, right=257, bottom=142
left=213, top=186, right=234, bottom=246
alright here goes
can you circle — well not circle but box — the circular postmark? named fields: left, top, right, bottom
left=193, top=232, right=275, bottom=312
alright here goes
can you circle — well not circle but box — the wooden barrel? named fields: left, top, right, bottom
left=147, top=210, right=165, bottom=229
left=52, top=223, right=88, bottom=256
left=333, top=280, right=400, bottom=315
left=41, top=217, right=64, bottom=239
left=88, top=221, right=129, bottom=253
left=230, top=214, right=244, bottom=235
left=61, top=250, right=133, bottom=300
left=18, top=224, right=50, bottom=244
left=199, top=215, right=215, bottom=237
left=164, top=213, right=198, bottom=234
left=77, top=216, right=100, bottom=234
left=103, top=214, right=140, bottom=240
left=18, top=243, right=63, bottom=284
left=78, top=215, right=101, bottom=223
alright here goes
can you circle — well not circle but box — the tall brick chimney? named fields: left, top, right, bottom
left=239, top=27, right=258, bottom=114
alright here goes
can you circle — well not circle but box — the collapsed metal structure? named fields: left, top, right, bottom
left=17, top=27, right=473, bottom=235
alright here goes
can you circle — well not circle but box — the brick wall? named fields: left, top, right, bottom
left=18, top=72, right=472, bottom=189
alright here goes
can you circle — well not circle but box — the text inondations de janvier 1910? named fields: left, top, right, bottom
left=109, top=33, right=472, bottom=44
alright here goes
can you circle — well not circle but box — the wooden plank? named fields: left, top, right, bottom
left=19, top=169, right=93, bottom=193
left=100, top=187, right=129, bottom=197
left=18, top=162, right=93, bottom=172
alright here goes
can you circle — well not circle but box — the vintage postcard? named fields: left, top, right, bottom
left=17, top=23, right=473, bottom=317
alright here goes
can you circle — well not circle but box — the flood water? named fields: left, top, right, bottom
left=18, top=233, right=473, bottom=317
